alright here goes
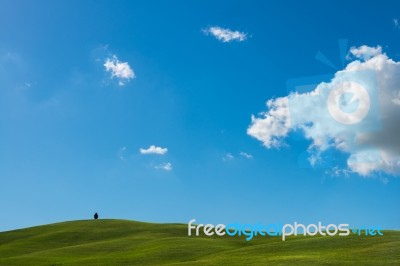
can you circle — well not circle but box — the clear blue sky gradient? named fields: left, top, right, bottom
left=0, top=0, right=399, bottom=231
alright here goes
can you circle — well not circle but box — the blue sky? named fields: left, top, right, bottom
left=1, top=0, right=400, bottom=231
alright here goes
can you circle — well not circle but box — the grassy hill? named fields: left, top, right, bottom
left=0, top=219, right=399, bottom=265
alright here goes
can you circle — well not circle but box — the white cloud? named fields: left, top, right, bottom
left=155, top=162, right=172, bottom=171
left=223, top=153, right=234, bottom=161
left=394, top=18, right=400, bottom=29
left=104, top=55, right=135, bottom=86
left=392, top=90, right=400, bottom=106
left=203, top=26, right=247, bottom=43
left=349, top=45, right=382, bottom=60
left=240, top=152, right=253, bottom=159
left=140, top=145, right=168, bottom=155
left=326, top=166, right=351, bottom=178
left=248, top=45, right=400, bottom=177
left=247, top=97, right=291, bottom=148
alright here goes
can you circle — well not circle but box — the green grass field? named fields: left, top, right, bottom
left=0, top=219, right=399, bottom=265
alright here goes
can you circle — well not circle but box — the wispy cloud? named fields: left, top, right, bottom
left=203, top=26, right=247, bottom=43
left=140, top=145, right=168, bottom=155
left=240, top=152, right=253, bottom=159
left=118, top=146, right=128, bottom=161
left=155, top=162, right=172, bottom=171
left=222, top=153, right=234, bottom=161
left=394, top=18, right=400, bottom=29
left=104, top=55, right=135, bottom=86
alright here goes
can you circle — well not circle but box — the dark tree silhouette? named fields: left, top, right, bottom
left=94, top=212, right=99, bottom=220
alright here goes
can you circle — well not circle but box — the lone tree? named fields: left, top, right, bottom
left=94, top=212, right=99, bottom=220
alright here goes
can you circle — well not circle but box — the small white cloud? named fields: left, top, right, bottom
left=155, top=162, right=172, bottom=171
left=104, top=55, right=135, bottom=86
left=392, top=98, right=400, bottom=105
left=349, top=45, right=382, bottom=60
left=240, top=152, right=253, bottom=159
left=203, top=26, right=247, bottom=43
left=326, top=166, right=350, bottom=178
left=394, top=18, right=400, bottom=29
left=247, top=97, right=291, bottom=148
left=223, top=153, right=234, bottom=161
left=140, top=145, right=168, bottom=155
left=308, top=151, right=321, bottom=167
left=392, top=91, right=400, bottom=105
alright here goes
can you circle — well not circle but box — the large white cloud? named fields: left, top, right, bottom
left=203, top=26, right=247, bottom=43
left=248, top=46, right=400, bottom=177
left=104, top=55, right=135, bottom=86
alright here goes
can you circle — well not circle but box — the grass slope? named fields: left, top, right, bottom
left=0, top=219, right=399, bottom=265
